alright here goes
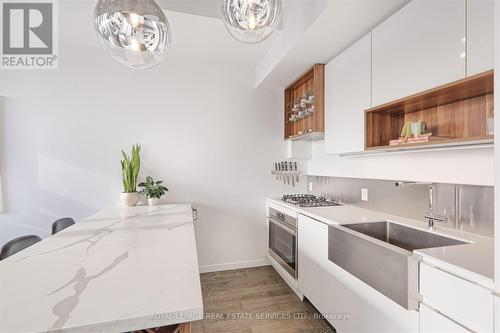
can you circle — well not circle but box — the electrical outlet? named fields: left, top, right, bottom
left=361, top=188, right=368, bottom=201
left=308, top=182, right=313, bottom=192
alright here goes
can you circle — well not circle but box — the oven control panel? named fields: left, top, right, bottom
left=269, top=207, right=297, bottom=228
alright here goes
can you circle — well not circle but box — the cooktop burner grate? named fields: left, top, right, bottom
left=281, top=194, right=342, bottom=207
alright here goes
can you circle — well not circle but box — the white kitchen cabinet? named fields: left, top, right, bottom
left=420, top=303, right=471, bottom=333
left=325, top=33, right=371, bottom=155
left=420, top=263, right=494, bottom=332
left=297, top=214, right=418, bottom=333
left=286, top=140, right=312, bottom=159
left=467, top=0, right=494, bottom=76
left=372, top=0, right=466, bottom=106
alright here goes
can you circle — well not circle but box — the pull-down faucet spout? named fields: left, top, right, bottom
left=395, top=181, right=448, bottom=229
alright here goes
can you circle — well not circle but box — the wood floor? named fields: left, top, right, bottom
left=191, top=266, right=335, bottom=333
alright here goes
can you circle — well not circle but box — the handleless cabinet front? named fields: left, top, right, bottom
left=419, top=303, right=471, bottom=333
left=372, top=0, right=466, bottom=106
left=325, top=33, right=371, bottom=155
left=467, top=0, right=494, bottom=76
left=420, top=263, right=494, bottom=332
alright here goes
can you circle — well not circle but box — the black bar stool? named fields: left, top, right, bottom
left=51, top=217, right=76, bottom=235
left=0, top=235, right=42, bottom=260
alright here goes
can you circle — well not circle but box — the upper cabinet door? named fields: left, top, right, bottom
left=372, top=0, right=466, bottom=107
left=467, top=0, right=494, bottom=76
left=325, top=33, right=371, bottom=155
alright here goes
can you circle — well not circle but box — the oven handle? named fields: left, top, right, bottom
left=267, top=217, right=296, bottom=236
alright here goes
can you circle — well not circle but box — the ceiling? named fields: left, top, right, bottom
left=60, top=1, right=278, bottom=69
left=60, top=0, right=411, bottom=88
left=165, top=10, right=277, bottom=68
left=155, top=0, right=413, bottom=89
left=158, top=0, right=221, bottom=19
left=255, top=0, right=412, bottom=88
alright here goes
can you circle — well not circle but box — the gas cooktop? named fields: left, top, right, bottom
left=281, top=194, right=342, bottom=207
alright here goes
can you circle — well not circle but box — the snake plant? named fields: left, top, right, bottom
left=121, top=144, right=141, bottom=193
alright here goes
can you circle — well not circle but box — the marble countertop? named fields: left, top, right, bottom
left=267, top=198, right=494, bottom=289
left=0, top=204, right=203, bottom=333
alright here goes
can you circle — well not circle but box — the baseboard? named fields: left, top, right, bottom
left=199, top=258, right=270, bottom=273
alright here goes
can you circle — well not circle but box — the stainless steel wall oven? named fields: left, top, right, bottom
left=267, top=207, right=297, bottom=280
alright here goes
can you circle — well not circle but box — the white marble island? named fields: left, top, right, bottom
left=0, top=204, right=203, bottom=333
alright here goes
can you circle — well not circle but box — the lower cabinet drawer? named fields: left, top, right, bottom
left=420, top=263, right=494, bottom=332
left=420, top=303, right=470, bottom=333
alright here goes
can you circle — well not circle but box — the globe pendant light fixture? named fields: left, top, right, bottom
left=221, top=0, right=281, bottom=44
left=94, top=0, right=171, bottom=70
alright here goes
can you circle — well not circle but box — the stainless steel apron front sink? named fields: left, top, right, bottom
left=328, top=221, right=467, bottom=310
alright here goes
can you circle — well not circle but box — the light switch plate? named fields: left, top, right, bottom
left=361, top=188, right=368, bottom=201
left=308, top=182, right=313, bottom=192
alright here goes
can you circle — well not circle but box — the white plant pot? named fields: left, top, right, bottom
left=121, top=192, right=140, bottom=207
left=148, top=198, right=160, bottom=206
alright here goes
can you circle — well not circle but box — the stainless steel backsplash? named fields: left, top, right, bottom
left=307, top=176, right=494, bottom=237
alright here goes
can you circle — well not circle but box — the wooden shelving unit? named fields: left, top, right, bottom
left=284, top=64, right=325, bottom=140
left=365, top=70, right=494, bottom=150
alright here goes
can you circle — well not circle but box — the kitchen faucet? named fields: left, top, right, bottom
left=395, top=181, right=448, bottom=229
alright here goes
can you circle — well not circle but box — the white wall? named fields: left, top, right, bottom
left=0, top=3, right=301, bottom=271
left=494, top=0, right=500, bottom=326
left=0, top=96, right=4, bottom=212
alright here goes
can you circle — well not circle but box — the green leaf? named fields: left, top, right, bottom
left=138, top=175, right=168, bottom=198
left=120, top=144, right=141, bottom=192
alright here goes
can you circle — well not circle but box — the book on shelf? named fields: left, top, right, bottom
left=389, top=135, right=439, bottom=146
left=389, top=136, right=454, bottom=146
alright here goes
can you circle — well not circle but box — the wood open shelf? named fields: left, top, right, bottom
left=284, top=64, right=325, bottom=140
left=365, top=70, right=494, bottom=150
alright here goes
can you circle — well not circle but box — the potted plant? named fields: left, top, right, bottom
left=120, top=144, right=141, bottom=206
left=138, top=176, right=169, bottom=206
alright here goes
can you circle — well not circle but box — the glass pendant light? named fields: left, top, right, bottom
left=94, top=0, right=171, bottom=70
left=221, top=0, right=281, bottom=44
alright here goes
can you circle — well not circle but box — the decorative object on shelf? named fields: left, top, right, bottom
left=284, top=64, right=325, bottom=140
left=272, top=161, right=300, bottom=186
left=410, top=120, right=427, bottom=138
left=400, top=121, right=412, bottom=141
left=487, top=117, right=494, bottom=135
left=365, top=70, right=494, bottom=151
left=486, top=107, right=494, bottom=135
left=389, top=134, right=434, bottom=146
left=221, top=0, right=281, bottom=44
left=94, top=0, right=171, bottom=70
left=138, top=176, right=169, bottom=206
left=288, top=128, right=314, bottom=139
left=287, top=92, right=316, bottom=123
left=390, top=120, right=433, bottom=146
left=120, top=144, right=141, bottom=206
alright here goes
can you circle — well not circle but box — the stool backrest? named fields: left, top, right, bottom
left=0, top=235, right=42, bottom=260
left=51, top=217, right=76, bottom=235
